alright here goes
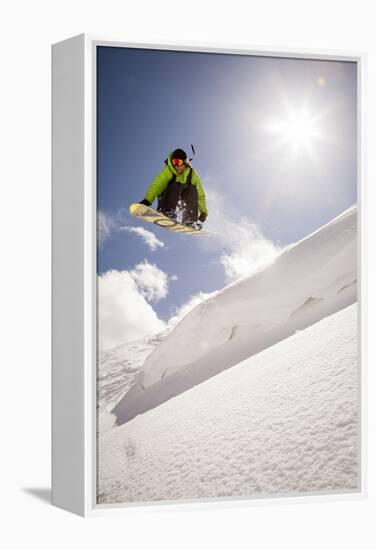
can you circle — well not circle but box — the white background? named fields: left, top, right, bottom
left=1, top=1, right=375, bottom=548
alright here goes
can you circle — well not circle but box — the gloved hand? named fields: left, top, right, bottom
left=139, top=199, right=151, bottom=206
left=198, top=212, right=207, bottom=223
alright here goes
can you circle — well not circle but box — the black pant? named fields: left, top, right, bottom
left=157, top=181, right=198, bottom=224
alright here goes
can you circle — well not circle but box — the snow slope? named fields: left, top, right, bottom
left=97, top=303, right=358, bottom=504
left=141, top=205, right=357, bottom=388
left=98, top=329, right=170, bottom=413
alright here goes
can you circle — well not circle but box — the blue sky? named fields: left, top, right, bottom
left=97, top=46, right=357, bottom=344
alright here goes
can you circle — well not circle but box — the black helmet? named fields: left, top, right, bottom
left=170, top=148, right=187, bottom=161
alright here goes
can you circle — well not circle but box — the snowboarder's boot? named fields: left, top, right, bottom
left=159, top=208, right=177, bottom=220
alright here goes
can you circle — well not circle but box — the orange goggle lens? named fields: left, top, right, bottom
left=172, top=158, right=185, bottom=167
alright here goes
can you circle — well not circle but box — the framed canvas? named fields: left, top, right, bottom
left=52, top=34, right=366, bottom=517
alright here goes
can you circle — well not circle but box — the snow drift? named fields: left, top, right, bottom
left=98, top=205, right=359, bottom=504
left=141, top=205, right=357, bottom=389
left=98, top=303, right=358, bottom=504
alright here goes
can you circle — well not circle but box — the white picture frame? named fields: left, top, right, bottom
left=52, top=34, right=366, bottom=517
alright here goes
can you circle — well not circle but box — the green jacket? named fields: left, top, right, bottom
left=143, top=153, right=208, bottom=215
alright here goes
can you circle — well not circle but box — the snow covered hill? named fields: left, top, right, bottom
left=98, top=329, right=170, bottom=413
left=141, top=205, right=357, bottom=389
left=109, top=205, right=357, bottom=425
left=97, top=303, right=358, bottom=504
left=97, top=205, right=359, bottom=505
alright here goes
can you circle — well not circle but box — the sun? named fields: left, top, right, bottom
left=280, top=112, right=319, bottom=150
left=267, top=107, right=323, bottom=156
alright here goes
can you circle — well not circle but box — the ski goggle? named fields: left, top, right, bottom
left=171, top=158, right=186, bottom=167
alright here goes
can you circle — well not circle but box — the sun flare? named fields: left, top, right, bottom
left=267, top=108, right=323, bottom=155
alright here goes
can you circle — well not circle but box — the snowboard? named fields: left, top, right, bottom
left=129, top=203, right=207, bottom=235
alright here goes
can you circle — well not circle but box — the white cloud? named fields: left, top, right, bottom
left=98, top=209, right=166, bottom=253
left=98, top=269, right=166, bottom=352
left=204, top=185, right=280, bottom=282
left=98, top=210, right=117, bottom=248
left=219, top=222, right=279, bottom=282
left=129, top=260, right=169, bottom=302
left=120, top=226, right=165, bottom=251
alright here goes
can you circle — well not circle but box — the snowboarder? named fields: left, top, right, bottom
left=139, top=148, right=208, bottom=227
